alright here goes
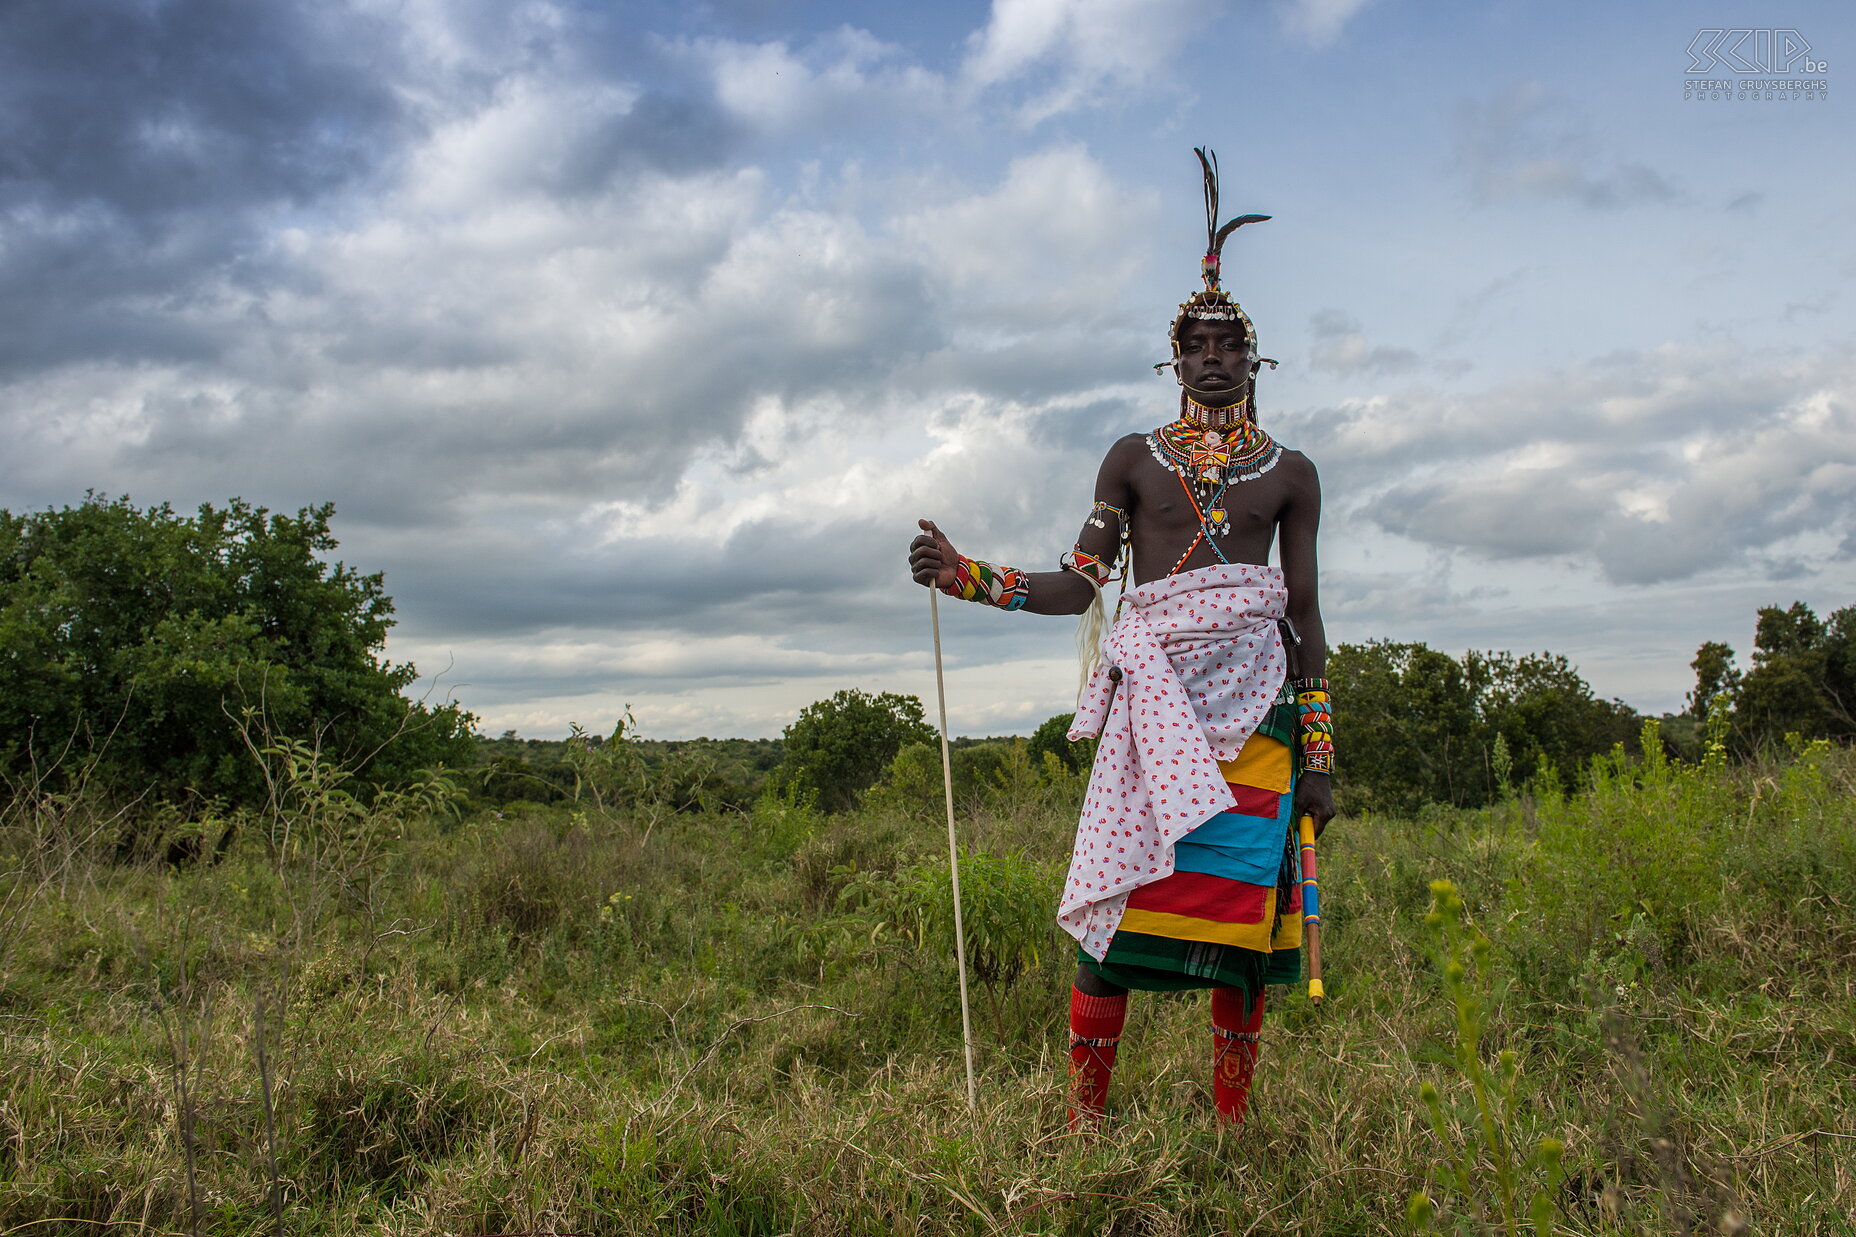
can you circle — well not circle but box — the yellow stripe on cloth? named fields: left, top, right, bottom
left=1119, top=891, right=1304, bottom=952
left=1218, top=733, right=1292, bottom=793
left=1271, top=904, right=1302, bottom=951
left=1119, top=907, right=1277, bottom=951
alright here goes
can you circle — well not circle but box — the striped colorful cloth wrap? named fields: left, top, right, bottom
left=1081, top=701, right=1303, bottom=993
left=1059, top=562, right=1291, bottom=959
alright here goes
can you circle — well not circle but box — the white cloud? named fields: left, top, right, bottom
left=0, top=91, right=1163, bottom=739
left=678, top=1, right=1246, bottom=134
left=677, top=26, right=947, bottom=135
left=1297, top=342, right=1856, bottom=585
left=1453, top=82, right=1679, bottom=209
left=902, top=145, right=1160, bottom=328
left=1307, top=308, right=1419, bottom=376
left=1278, top=0, right=1372, bottom=48
left=962, top=0, right=1203, bottom=124
left=400, top=76, right=641, bottom=209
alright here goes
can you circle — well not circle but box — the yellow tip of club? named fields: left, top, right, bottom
left=1308, top=978, right=1325, bottom=1003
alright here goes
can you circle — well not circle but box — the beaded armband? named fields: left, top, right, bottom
left=1065, top=501, right=1128, bottom=589
left=943, top=555, right=1029, bottom=611
left=1061, top=548, right=1114, bottom=588
left=1293, top=677, right=1333, bottom=775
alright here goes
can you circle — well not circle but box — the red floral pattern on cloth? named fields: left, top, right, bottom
left=1059, top=563, right=1289, bottom=959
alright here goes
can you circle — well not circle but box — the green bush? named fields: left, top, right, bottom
left=0, top=495, right=475, bottom=809
left=862, top=741, right=943, bottom=820
left=1027, top=711, right=1095, bottom=773
left=857, top=849, right=1061, bottom=987
left=1495, top=715, right=1856, bottom=1020
left=777, top=690, right=936, bottom=812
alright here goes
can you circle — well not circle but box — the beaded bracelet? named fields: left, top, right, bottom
left=943, top=555, right=1030, bottom=611
left=1293, top=677, right=1333, bottom=775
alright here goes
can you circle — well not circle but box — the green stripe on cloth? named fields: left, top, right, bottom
left=1252, top=697, right=1296, bottom=748
left=1078, top=930, right=1302, bottom=993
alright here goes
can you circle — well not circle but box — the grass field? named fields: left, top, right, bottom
left=2, top=729, right=1852, bottom=1235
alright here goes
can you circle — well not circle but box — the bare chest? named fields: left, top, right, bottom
left=1126, top=436, right=1291, bottom=575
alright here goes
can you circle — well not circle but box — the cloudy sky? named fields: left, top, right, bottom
left=3, top=0, right=1851, bottom=738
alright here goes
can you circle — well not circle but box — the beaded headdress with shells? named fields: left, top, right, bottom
left=1157, top=148, right=1278, bottom=384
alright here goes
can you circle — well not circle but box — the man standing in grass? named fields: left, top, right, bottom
left=908, top=150, right=1334, bottom=1128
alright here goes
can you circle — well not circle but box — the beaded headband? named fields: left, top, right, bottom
left=1155, top=148, right=1279, bottom=378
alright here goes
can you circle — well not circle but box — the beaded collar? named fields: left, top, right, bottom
left=1181, top=396, right=1248, bottom=429
left=1146, top=416, right=1281, bottom=487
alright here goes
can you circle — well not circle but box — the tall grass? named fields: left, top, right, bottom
left=0, top=737, right=1851, bottom=1234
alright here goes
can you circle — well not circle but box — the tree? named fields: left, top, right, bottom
left=1474, top=650, right=1640, bottom=787
left=1687, top=641, right=1740, bottom=718
left=1329, top=641, right=1485, bottom=816
left=1731, top=601, right=1856, bottom=746
left=0, top=495, right=475, bottom=806
left=1329, top=640, right=1638, bottom=816
left=1828, top=606, right=1856, bottom=736
left=1028, top=712, right=1094, bottom=774
left=779, top=689, right=937, bottom=812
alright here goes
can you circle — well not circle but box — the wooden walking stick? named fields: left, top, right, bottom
left=929, top=588, right=979, bottom=1108
left=1298, top=814, right=1324, bottom=1004
left=1278, top=619, right=1325, bottom=1005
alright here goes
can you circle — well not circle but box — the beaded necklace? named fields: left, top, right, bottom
left=1146, top=398, right=1283, bottom=574
left=1147, top=404, right=1281, bottom=488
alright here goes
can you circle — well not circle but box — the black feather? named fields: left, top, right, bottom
left=1194, top=146, right=1219, bottom=255
left=1212, top=214, right=1271, bottom=256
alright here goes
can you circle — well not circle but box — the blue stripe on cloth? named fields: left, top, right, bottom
left=1173, top=793, right=1293, bottom=886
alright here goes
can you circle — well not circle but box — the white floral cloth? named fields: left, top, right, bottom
left=1059, top=562, right=1289, bottom=959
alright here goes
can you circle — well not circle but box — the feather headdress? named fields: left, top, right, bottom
left=1160, top=147, right=1277, bottom=374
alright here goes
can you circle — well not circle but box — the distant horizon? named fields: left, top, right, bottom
left=454, top=632, right=1735, bottom=744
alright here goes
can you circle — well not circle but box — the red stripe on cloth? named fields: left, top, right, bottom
left=1225, top=781, right=1283, bottom=819
left=1125, top=868, right=1271, bottom=923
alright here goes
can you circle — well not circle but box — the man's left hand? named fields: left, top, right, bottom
left=1293, top=772, right=1335, bottom=838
